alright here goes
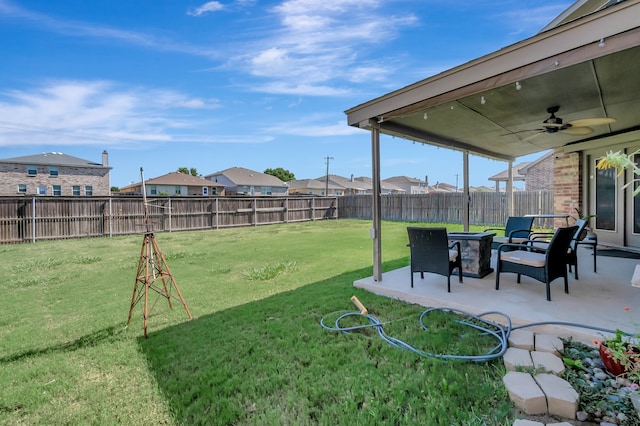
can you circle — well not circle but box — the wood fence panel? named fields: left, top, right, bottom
left=339, top=191, right=555, bottom=226
left=0, top=196, right=338, bottom=243
left=0, top=192, right=552, bottom=244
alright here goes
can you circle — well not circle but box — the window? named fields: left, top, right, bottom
left=72, top=186, right=81, bottom=196
left=595, top=161, right=616, bottom=231
left=53, top=185, right=61, bottom=196
left=49, top=166, right=58, bottom=177
left=85, top=186, right=93, bottom=196
left=263, top=186, right=272, bottom=195
left=150, top=185, right=157, bottom=195
left=175, top=186, right=181, bottom=195
left=27, top=165, right=37, bottom=176
left=37, top=185, right=47, bottom=195
left=18, top=184, right=27, bottom=193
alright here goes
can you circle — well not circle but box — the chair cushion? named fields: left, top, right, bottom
left=502, top=250, right=545, bottom=267
left=448, top=249, right=459, bottom=262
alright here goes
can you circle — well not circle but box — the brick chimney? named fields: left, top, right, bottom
left=102, top=150, right=109, bottom=166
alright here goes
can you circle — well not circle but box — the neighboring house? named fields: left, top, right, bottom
left=470, top=185, right=494, bottom=193
left=488, top=152, right=554, bottom=192
left=382, top=176, right=429, bottom=194
left=287, top=178, right=343, bottom=196
left=316, top=174, right=370, bottom=195
left=0, top=151, right=111, bottom=196
left=355, top=176, right=405, bottom=195
left=430, top=182, right=458, bottom=193
left=205, top=167, right=288, bottom=196
left=488, top=162, right=529, bottom=192
left=119, top=171, right=225, bottom=197
left=520, top=151, right=555, bottom=191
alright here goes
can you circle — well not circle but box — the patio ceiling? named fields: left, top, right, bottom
left=345, top=0, right=640, bottom=162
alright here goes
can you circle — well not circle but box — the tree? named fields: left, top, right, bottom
left=178, top=167, right=200, bottom=177
left=264, top=167, right=295, bottom=182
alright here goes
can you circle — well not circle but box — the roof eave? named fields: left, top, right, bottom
left=345, top=0, right=640, bottom=127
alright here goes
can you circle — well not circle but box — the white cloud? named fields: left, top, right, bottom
left=235, top=0, right=417, bottom=95
left=0, top=1, right=220, bottom=59
left=250, top=82, right=350, bottom=97
left=0, top=80, right=222, bottom=147
left=187, top=1, right=224, bottom=16
left=264, top=116, right=362, bottom=137
left=496, top=4, right=572, bottom=35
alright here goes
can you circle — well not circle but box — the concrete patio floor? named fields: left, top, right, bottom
left=354, top=246, right=640, bottom=344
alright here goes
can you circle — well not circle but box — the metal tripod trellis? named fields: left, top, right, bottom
left=126, top=167, right=192, bottom=337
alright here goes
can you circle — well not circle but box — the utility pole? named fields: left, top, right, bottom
left=324, top=156, right=334, bottom=196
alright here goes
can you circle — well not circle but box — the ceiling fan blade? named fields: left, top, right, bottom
left=522, top=131, right=544, bottom=142
left=561, top=126, right=594, bottom=135
left=569, top=117, right=616, bottom=127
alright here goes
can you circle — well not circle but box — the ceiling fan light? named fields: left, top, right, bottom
left=543, top=115, right=563, bottom=128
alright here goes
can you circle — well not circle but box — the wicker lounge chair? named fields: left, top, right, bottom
left=485, top=216, right=535, bottom=250
left=495, top=226, right=578, bottom=301
left=529, top=219, right=589, bottom=279
left=407, top=227, right=462, bottom=292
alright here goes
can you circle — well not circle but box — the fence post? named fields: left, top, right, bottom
left=253, top=198, right=257, bottom=226
left=31, top=196, right=36, bottom=243
left=108, top=197, right=113, bottom=238
left=168, top=198, right=172, bottom=232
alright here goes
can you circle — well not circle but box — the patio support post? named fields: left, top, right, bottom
left=370, top=119, right=383, bottom=282
left=463, top=151, right=470, bottom=231
left=507, top=160, right=514, bottom=216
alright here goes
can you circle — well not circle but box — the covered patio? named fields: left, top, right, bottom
left=345, top=0, right=640, bottom=283
left=355, top=245, right=640, bottom=343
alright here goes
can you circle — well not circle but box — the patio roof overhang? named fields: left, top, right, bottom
left=344, top=0, right=640, bottom=281
left=345, top=0, right=640, bottom=162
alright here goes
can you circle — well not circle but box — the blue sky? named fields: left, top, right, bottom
left=0, top=0, right=570, bottom=188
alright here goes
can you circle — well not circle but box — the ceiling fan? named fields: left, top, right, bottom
left=522, top=106, right=616, bottom=141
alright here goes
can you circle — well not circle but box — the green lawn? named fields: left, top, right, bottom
left=0, top=219, right=513, bottom=425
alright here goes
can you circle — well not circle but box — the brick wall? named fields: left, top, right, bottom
left=553, top=151, right=582, bottom=226
left=0, top=163, right=111, bottom=196
left=525, top=155, right=554, bottom=191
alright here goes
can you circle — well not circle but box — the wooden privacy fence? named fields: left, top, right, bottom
left=338, top=191, right=555, bottom=227
left=0, top=196, right=338, bottom=243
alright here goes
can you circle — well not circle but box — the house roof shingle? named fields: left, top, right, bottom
left=0, top=152, right=111, bottom=169
left=205, top=167, right=287, bottom=187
